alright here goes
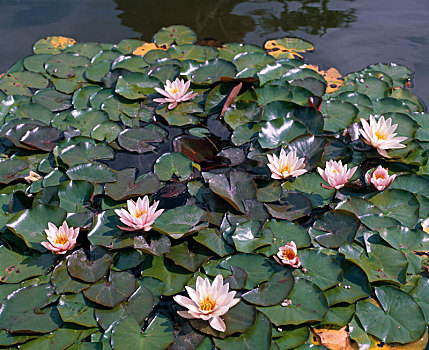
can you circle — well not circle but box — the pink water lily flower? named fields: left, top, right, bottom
left=41, top=221, right=79, bottom=254
left=317, top=159, right=357, bottom=190
left=360, top=115, right=407, bottom=158
left=365, top=165, right=396, bottom=191
left=154, top=78, right=198, bottom=110
left=267, top=149, right=307, bottom=180
left=274, top=241, right=301, bottom=268
left=115, top=195, right=164, bottom=232
left=173, top=275, right=240, bottom=332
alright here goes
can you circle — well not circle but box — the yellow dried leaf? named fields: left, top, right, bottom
left=305, top=64, right=343, bottom=93
left=313, top=326, right=357, bottom=350
left=265, top=40, right=304, bottom=59
left=133, top=42, right=169, bottom=56
left=49, top=36, right=76, bottom=49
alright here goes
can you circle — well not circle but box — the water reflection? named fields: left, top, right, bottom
left=114, top=0, right=356, bottom=45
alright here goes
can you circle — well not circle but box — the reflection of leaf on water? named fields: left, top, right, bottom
left=114, top=0, right=356, bottom=43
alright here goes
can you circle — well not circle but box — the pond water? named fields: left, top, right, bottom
left=2, top=0, right=429, bottom=105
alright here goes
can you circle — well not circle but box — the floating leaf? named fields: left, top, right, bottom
left=67, top=246, right=113, bottom=283
left=111, top=314, right=174, bottom=350
left=258, top=277, right=328, bottom=326
left=356, top=285, right=426, bottom=344
left=154, top=152, right=193, bottom=182
left=83, top=270, right=136, bottom=307
left=7, top=204, right=67, bottom=252
left=0, top=284, right=62, bottom=333
left=33, top=36, right=76, bottom=54
left=152, top=205, right=207, bottom=239
left=154, top=25, right=197, bottom=46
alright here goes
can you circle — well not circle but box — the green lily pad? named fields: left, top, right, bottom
left=58, top=293, right=97, bottom=327
left=111, top=314, right=174, bottom=350
left=0, top=71, right=49, bottom=96
left=242, top=270, right=294, bottom=306
left=67, top=246, right=113, bottom=283
left=214, top=312, right=271, bottom=350
left=51, top=258, right=90, bottom=294
left=105, top=168, right=160, bottom=201
left=321, top=100, right=359, bottom=132
left=83, top=270, right=136, bottom=308
left=66, top=163, right=117, bottom=183
left=0, top=158, right=28, bottom=184
left=6, top=204, right=67, bottom=252
left=152, top=205, right=207, bottom=239
left=0, top=246, right=56, bottom=283
left=166, top=241, right=212, bottom=272
left=258, top=117, right=307, bottom=149
left=115, top=72, right=162, bottom=99
left=257, top=277, right=328, bottom=326
left=191, top=59, right=237, bottom=85
left=141, top=255, right=192, bottom=296
left=154, top=152, right=193, bottom=181
left=192, top=228, right=234, bottom=257
left=219, top=253, right=276, bottom=290
left=118, top=128, right=163, bottom=153
left=310, top=210, right=360, bottom=249
left=59, top=142, right=115, bottom=167
left=380, top=226, right=429, bottom=252
left=356, top=285, right=426, bottom=344
left=202, top=171, right=256, bottom=213
left=154, top=25, right=197, bottom=46
left=32, top=88, right=72, bottom=111
left=0, top=284, right=62, bottom=333
left=45, top=53, right=90, bottom=78
left=324, top=258, right=371, bottom=306
left=370, top=189, right=419, bottom=228
left=339, top=242, right=408, bottom=285
left=87, top=210, right=134, bottom=249
left=293, top=249, right=343, bottom=290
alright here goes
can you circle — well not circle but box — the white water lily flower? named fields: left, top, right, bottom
left=173, top=275, right=240, bottom=332
left=154, top=78, right=198, bottom=110
left=41, top=221, right=79, bottom=254
left=24, top=171, right=42, bottom=183
left=317, top=159, right=357, bottom=190
left=359, top=115, right=407, bottom=157
left=115, top=195, right=164, bottom=232
left=365, top=165, right=396, bottom=191
left=267, top=149, right=307, bottom=180
left=274, top=241, right=301, bottom=268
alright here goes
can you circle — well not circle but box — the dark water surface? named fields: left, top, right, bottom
left=2, top=0, right=429, bottom=104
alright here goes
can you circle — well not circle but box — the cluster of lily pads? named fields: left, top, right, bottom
left=0, top=24, right=429, bottom=349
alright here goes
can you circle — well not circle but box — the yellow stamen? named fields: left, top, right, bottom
left=134, top=209, right=147, bottom=219
left=279, top=163, right=291, bottom=175
left=374, top=173, right=385, bottom=180
left=199, top=294, right=216, bottom=312
left=283, top=249, right=296, bottom=260
left=55, top=232, right=68, bottom=245
left=170, top=88, right=179, bottom=94
left=375, top=129, right=387, bottom=140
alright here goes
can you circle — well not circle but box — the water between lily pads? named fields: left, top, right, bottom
left=2, top=0, right=429, bottom=105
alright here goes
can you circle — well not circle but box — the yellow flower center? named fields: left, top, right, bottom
left=170, top=88, right=179, bottom=94
left=279, top=163, right=291, bottom=175
left=199, top=295, right=216, bottom=312
left=283, top=249, right=296, bottom=260
left=374, top=173, right=385, bottom=180
left=55, top=232, right=68, bottom=245
left=133, top=209, right=147, bottom=219
left=375, top=129, right=387, bottom=141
